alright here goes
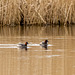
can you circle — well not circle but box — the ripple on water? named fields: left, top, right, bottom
left=30, top=49, right=52, bottom=52
left=33, top=55, right=61, bottom=58
left=0, top=44, right=53, bottom=49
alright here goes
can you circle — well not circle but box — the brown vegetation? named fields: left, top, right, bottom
left=0, top=0, right=75, bottom=26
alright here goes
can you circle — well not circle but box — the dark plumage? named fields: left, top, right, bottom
left=40, top=40, right=48, bottom=49
left=17, top=42, right=28, bottom=50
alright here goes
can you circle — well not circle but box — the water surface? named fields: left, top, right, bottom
left=0, top=25, right=75, bottom=75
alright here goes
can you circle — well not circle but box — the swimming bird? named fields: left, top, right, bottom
left=17, top=42, right=28, bottom=50
left=40, top=40, right=48, bottom=49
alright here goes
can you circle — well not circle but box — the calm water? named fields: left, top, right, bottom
left=0, top=25, right=75, bottom=75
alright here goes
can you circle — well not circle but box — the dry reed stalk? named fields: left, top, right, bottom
left=0, top=0, right=75, bottom=26
left=64, top=1, right=73, bottom=26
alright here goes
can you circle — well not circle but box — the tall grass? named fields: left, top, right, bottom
left=0, top=0, right=75, bottom=26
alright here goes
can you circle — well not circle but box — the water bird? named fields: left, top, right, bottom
left=17, top=42, right=28, bottom=50
left=40, top=40, right=48, bottom=49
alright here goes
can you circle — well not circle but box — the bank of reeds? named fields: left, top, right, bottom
left=0, top=0, right=75, bottom=26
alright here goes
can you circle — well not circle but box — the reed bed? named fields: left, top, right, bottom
left=0, top=0, right=75, bottom=26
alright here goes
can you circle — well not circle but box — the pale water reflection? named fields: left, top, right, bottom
left=0, top=25, right=75, bottom=75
